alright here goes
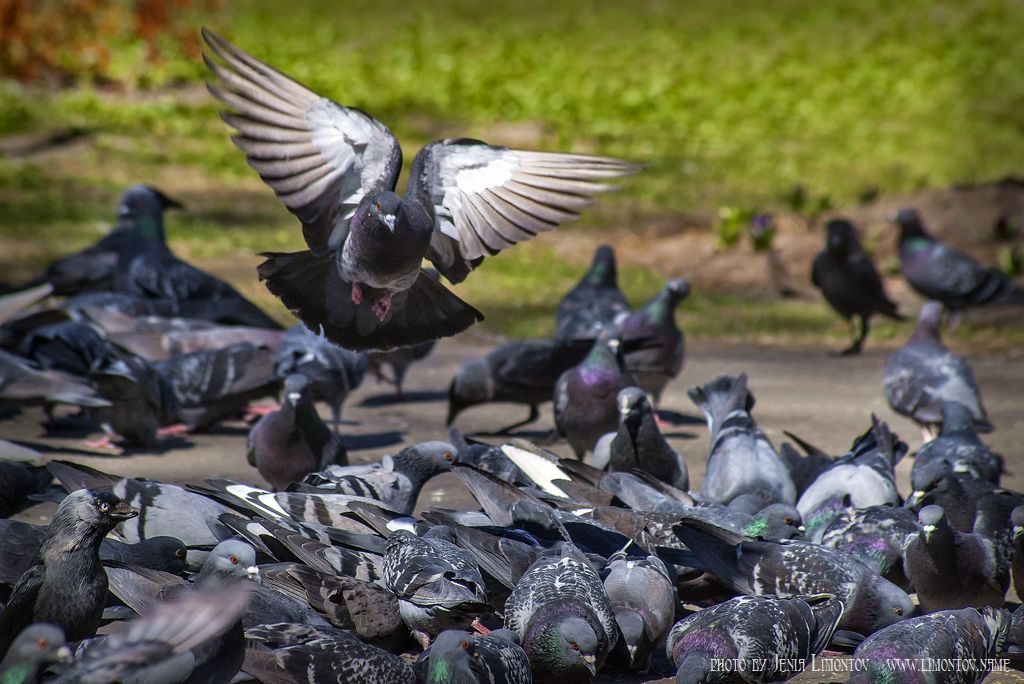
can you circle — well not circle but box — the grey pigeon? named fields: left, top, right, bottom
left=672, top=518, right=913, bottom=634
left=796, top=416, right=905, bottom=519
left=101, top=320, right=284, bottom=364
left=27, top=185, right=181, bottom=296
left=605, top=387, right=688, bottom=490
left=274, top=323, right=367, bottom=427
left=884, top=301, right=991, bottom=434
left=368, top=338, right=436, bottom=397
left=447, top=337, right=595, bottom=433
left=0, top=349, right=108, bottom=411
left=894, top=207, right=1024, bottom=314
left=555, top=245, right=630, bottom=340
left=848, top=607, right=1012, bottom=684
left=902, top=504, right=1009, bottom=612
left=382, top=528, right=490, bottom=647
left=0, top=624, right=71, bottom=684
left=88, top=353, right=180, bottom=447
left=416, top=628, right=532, bottom=684
left=505, top=542, right=619, bottom=682
left=817, top=504, right=919, bottom=590
left=688, top=373, right=796, bottom=509
left=602, top=550, right=675, bottom=672
left=244, top=622, right=417, bottom=684
left=811, top=218, right=903, bottom=355
left=203, top=31, right=635, bottom=351
left=52, top=583, right=248, bottom=684
left=617, top=277, right=690, bottom=403
left=0, top=489, right=138, bottom=657
left=304, top=440, right=458, bottom=514
left=912, top=401, right=1003, bottom=485
left=0, top=519, right=187, bottom=585
left=554, top=337, right=635, bottom=459
left=667, top=595, right=844, bottom=684
left=247, top=374, right=347, bottom=491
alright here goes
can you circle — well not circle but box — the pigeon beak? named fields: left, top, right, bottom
left=797, top=525, right=806, bottom=533
left=286, top=392, right=301, bottom=405
left=113, top=502, right=139, bottom=521
left=906, top=491, right=927, bottom=508
left=55, top=646, right=73, bottom=664
left=382, top=213, right=397, bottom=232
left=582, top=654, right=597, bottom=675
left=1014, top=525, right=1024, bottom=540
left=922, top=524, right=936, bottom=536
left=245, top=565, right=260, bottom=581
left=627, top=644, right=637, bottom=664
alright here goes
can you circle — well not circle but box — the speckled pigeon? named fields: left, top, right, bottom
left=884, top=301, right=991, bottom=435
left=416, top=629, right=532, bottom=684
left=894, top=207, right=1024, bottom=314
left=817, top=504, right=919, bottom=590
left=555, top=245, right=630, bottom=341
left=811, top=218, right=903, bottom=355
left=203, top=30, right=636, bottom=351
left=602, top=549, right=676, bottom=672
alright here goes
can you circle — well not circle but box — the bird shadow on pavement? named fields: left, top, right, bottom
left=359, top=390, right=448, bottom=407
left=656, top=409, right=705, bottom=426
left=343, top=431, right=404, bottom=452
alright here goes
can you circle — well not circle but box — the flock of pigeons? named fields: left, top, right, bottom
left=0, top=26, right=1021, bottom=684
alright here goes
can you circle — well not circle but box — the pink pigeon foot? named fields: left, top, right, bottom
left=372, top=292, right=393, bottom=321
left=655, top=415, right=672, bottom=430
left=156, top=423, right=190, bottom=438
left=351, top=282, right=364, bottom=305
left=82, top=435, right=123, bottom=453
left=471, top=618, right=491, bottom=636
left=244, top=403, right=279, bottom=422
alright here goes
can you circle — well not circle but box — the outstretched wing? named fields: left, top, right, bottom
left=408, top=138, right=639, bottom=283
left=203, top=29, right=403, bottom=255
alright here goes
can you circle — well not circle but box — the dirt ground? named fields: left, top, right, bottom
left=2, top=337, right=1023, bottom=683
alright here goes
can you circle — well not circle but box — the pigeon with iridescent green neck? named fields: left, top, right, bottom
left=617, top=278, right=690, bottom=404
left=555, top=245, right=630, bottom=341
left=416, top=629, right=531, bottom=684
left=0, top=624, right=71, bottom=684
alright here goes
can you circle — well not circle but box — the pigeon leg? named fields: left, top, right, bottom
left=372, top=292, right=393, bottom=321
left=351, top=281, right=364, bottom=305
left=330, top=401, right=342, bottom=434
left=839, top=315, right=869, bottom=355
left=82, top=433, right=122, bottom=453
left=496, top=405, right=540, bottom=434
left=920, top=424, right=939, bottom=443
left=156, top=423, right=190, bottom=438
left=244, top=402, right=279, bottom=422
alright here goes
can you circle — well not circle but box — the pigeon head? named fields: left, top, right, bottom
left=584, top=245, right=618, bottom=287
left=891, top=207, right=925, bottom=233
left=117, top=185, right=182, bottom=241
left=748, top=503, right=804, bottom=539
left=613, top=609, right=644, bottom=665
left=447, top=358, right=492, bottom=425
left=354, top=190, right=422, bottom=239
left=282, top=373, right=311, bottom=407
left=642, top=278, right=691, bottom=324
left=917, top=505, right=949, bottom=539
left=913, top=301, right=944, bottom=338
left=847, top=573, right=914, bottom=633
left=141, top=536, right=191, bottom=576
left=0, top=624, right=71, bottom=674
left=940, top=401, right=976, bottom=437
left=531, top=615, right=600, bottom=679
left=195, top=539, right=258, bottom=586
left=825, top=218, right=860, bottom=254
left=1012, top=506, right=1024, bottom=542
left=616, top=387, right=647, bottom=421
left=395, top=440, right=459, bottom=476
left=423, top=630, right=484, bottom=684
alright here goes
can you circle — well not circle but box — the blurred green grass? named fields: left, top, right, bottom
left=1, top=0, right=1022, bottom=345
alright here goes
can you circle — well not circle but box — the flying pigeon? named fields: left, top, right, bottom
left=555, top=245, right=630, bottom=341
left=811, top=218, right=903, bottom=355
left=203, top=30, right=636, bottom=351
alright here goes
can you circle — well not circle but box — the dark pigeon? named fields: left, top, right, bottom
left=1012, top=506, right=1024, bottom=602
left=811, top=218, right=903, bottom=355
left=554, top=337, right=636, bottom=459
left=244, top=622, right=417, bottom=684
left=667, top=595, right=844, bottom=684
left=912, top=401, right=1003, bottom=485
left=884, top=301, right=991, bottom=434
left=368, top=338, right=435, bottom=397
left=672, top=517, right=913, bottom=634
left=894, top=207, right=1024, bottom=314
left=52, top=583, right=248, bottom=684
left=382, top=528, right=490, bottom=647
left=88, top=354, right=180, bottom=447
left=796, top=417, right=905, bottom=519
left=0, top=624, right=71, bottom=684
left=27, top=185, right=181, bottom=297
left=17, top=321, right=109, bottom=376
left=303, top=440, right=458, bottom=515
left=447, top=337, right=595, bottom=433
left=602, top=550, right=675, bottom=672
left=449, top=430, right=526, bottom=483
left=504, top=542, right=619, bottom=682
left=617, top=277, right=690, bottom=403
left=204, top=31, right=635, bottom=351
left=603, top=387, right=688, bottom=490
left=416, top=628, right=532, bottom=684
left=274, top=323, right=367, bottom=427
left=0, top=349, right=108, bottom=411
left=816, top=504, right=919, bottom=590
left=0, top=489, right=138, bottom=657
left=0, top=461, right=53, bottom=518
left=848, top=607, right=1012, bottom=684
left=778, top=432, right=835, bottom=497
left=0, top=519, right=187, bottom=585
left=555, top=245, right=630, bottom=341
left=902, top=505, right=1009, bottom=612
left=247, top=374, right=347, bottom=491
left=688, top=374, right=796, bottom=509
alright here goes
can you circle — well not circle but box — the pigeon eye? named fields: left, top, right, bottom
left=460, top=640, right=470, bottom=650
left=569, top=641, right=579, bottom=651
left=36, top=638, right=47, bottom=649
left=229, top=556, right=238, bottom=565
left=784, top=517, right=794, bottom=525
left=99, top=502, right=110, bottom=513
left=893, top=606, right=903, bottom=616
left=375, top=201, right=382, bottom=211
left=175, top=549, right=186, bottom=559
left=444, top=452, right=453, bottom=461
